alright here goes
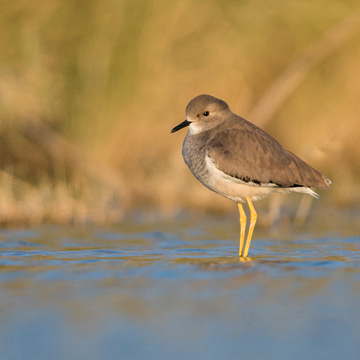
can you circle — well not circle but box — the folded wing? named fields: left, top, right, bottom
left=207, top=123, right=330, bottom=189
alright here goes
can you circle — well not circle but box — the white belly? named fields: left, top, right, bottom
left=203, top=155, right=317, bottom=203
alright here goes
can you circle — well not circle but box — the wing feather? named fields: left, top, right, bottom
left=206, top=122, right=329, bottom=189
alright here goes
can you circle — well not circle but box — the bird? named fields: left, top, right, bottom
left=171, top=94, right=331, bottom=258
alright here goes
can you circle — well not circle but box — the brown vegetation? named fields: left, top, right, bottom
left=0, top=0, right=359, bottom=224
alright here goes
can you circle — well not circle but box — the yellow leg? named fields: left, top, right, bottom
left=237, top=203, right=247, bottom=257
left=242, top=197, right=257, bottom=258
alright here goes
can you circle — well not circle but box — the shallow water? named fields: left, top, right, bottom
left=1, top=219, right=360, bottom=360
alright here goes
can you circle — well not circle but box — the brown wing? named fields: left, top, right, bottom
left=207, top=123, right=330, bottom=189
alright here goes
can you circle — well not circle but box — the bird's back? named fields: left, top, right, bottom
left=205, top=114, right=331, bottom=189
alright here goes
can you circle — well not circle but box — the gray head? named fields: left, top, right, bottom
left=171, top=95, right=231, bottom=134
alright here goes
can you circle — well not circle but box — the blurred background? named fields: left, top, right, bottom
left=0, top=0, right=359, bottom=225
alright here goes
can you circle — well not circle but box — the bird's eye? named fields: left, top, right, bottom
left=203, top=111, right=210, bottom=116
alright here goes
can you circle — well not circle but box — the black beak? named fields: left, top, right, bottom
left=171, top=119, right=191, bottom=133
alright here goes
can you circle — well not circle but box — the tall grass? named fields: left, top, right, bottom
left=0, top=0, right=359, bottom=224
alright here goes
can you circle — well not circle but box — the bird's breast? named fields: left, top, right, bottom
left=182, top=132, right=278, bottom=203
left=182, top=133, right=212, bottom=186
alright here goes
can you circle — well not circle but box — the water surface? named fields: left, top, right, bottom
left=0, top=219, right=359, bottom=360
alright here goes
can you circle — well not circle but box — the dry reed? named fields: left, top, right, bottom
left=0, top=0, right=359, bottom=224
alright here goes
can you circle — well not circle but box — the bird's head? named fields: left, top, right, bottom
left=171, top=94, right=231, bottom=134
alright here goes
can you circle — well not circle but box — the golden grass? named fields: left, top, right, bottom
left=0, top=0, right=359, bottom=224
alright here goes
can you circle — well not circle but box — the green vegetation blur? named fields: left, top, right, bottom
left=0, top=0, right=359, bottom=224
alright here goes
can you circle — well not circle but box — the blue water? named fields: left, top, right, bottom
left=0, top=221, right=359, bottom=360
